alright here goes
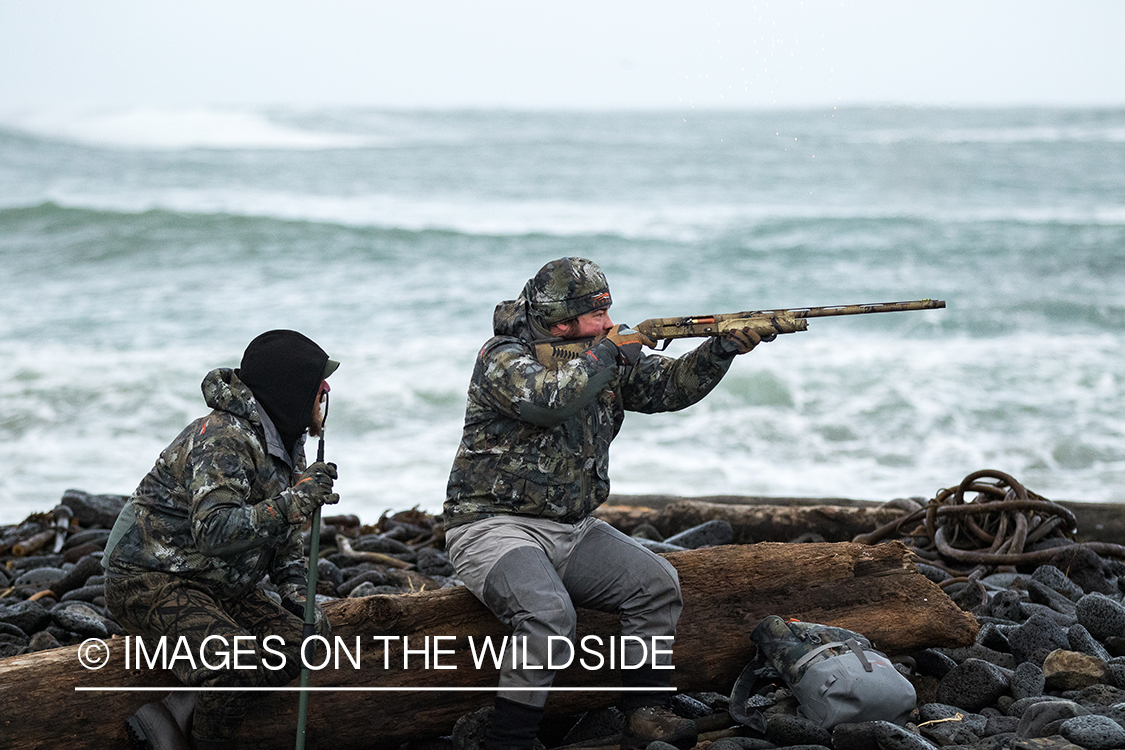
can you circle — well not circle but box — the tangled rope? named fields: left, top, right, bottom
left=854, top=469, right=1125, bottom=582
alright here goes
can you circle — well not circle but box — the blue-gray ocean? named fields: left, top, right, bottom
left=1, top=107, right=1123, bottom=525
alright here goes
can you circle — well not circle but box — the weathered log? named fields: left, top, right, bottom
left=600, top=496, right=1125, bottom=545
left=595, top=500, right=908, bottom=544
left=0, top=541, right=975, bottom=750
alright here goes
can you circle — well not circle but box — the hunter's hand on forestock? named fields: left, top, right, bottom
left=605, top=324, right=656, bottom=366
left=279, top=461, right=339, bottom=523
left=716, top=327, right=763, bottom=357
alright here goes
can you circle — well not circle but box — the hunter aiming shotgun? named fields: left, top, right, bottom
left=534, top=299, right=946, bottom=365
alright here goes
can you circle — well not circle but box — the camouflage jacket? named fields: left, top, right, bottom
left=103, top=368, right=307, bottom=601
left=444, top=297, right=736, bottom=529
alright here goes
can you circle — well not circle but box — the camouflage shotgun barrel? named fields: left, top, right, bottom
left=534, top=299, right=946, bottom=365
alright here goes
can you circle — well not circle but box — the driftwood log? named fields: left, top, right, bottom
left=595, top=500, right=908, bottom=544
left=0, top=541, right=976, bottom=750
left=598, top=495, right=1125, bottom=546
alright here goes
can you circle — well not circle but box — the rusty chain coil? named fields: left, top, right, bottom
left=854, top=469, right=1125, bottom=579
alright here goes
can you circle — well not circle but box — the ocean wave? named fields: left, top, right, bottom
left=5, top=193, right=1125, bottom=245
left=0, top=109, right=388, bottom=151
left=849, top=125, right=1125, bottom=145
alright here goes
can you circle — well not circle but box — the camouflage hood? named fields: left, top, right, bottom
left=492, top=294, right=555, bottom=344
left=201, top=368, right=261, bottom=426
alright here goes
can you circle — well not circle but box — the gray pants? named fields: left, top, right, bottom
left=446, top=515, right=682, bottom=708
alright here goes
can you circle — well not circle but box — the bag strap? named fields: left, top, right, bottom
left=791, top=639, right=877, bottom=674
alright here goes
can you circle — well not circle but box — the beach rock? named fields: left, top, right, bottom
left=1010, top=737, right=1084, bottom=750
left=1067, top=683, right=1125, bottom=708
left=51, top=603, right=109, bottom=638
left=49, top=554, right=103, bottom=598
left=1032, top=566, right=1086, bottom=602
left=864, top=721, right=939, bottom=750
left=60, top=489, right=128, bottom=528
left=630, top=523, right=663, bottom=542
left=917, top=703, right=988, bottom=735
left=1076, top=592, right=1125, bottom=642
left=1009, top=613, right=1071, bottom=665
left=347, top=581, right=380, bottom=598
left=1058, top=714, right=1125, bottom=750
left=1049, top=547, right=1120, bottom=596
left=1068, top=623, right=1113, bottom=662
left=27, top=629, right=62, bottom=652
left=416, top=548, right=455, bottom=578
left=317, top=558, right=344, bottom=589
left=1028, top=580, right=1077, bottom=616
left=912, top=648, right=958, bottom=678
left=1016, top=700, right=1089, bottom=739
left=984, top=715, right=1021, bottom=736
left=0, top=599, right=51, bottom=634
left=709, top=738, right=778, bottom=750
left=13, top=566, right=65, bottom=589
left=663, top=519, right=733, bottom=549
left=989, top=590, right=1028, bottom=623
left=1012, top=662, right=1047, bottom=701
left=632, top=538, right=687, bottom=554
left=1042, top=649, right=1109, bottom=691
left=765, top=714, right=832, bottom=748
left=559, top=706, right=623, bottom=744
left=936, top=658, right=1011, bottom=712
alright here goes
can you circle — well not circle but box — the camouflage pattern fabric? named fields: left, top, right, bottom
left=105, top=572, right=330, bottom=743
left=444, top=296, right=735, bottom=529
left=523, top=257, right=612, bottom=328
left=103, top=368, right=308, bottom=600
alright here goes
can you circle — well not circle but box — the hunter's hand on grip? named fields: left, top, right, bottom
left=605, top=324, right=655, bottom=366
left=279, top=461, right=340, bottom=523
left=716, top=326, right=762, bottom=356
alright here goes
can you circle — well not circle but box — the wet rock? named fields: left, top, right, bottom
left=936, top=658, right=1011, bottom=712
left=51, top=603, right=109, bottom=638
left=347, top=581, right=381, bottom=598
left=669, top=693, right=712, bottom=719
left=60, top=489, right=128, bottom=528
left=663, top=519, right=733, bottom=549
left=1058, top=714, right=1125, bottom=750
left=1016, top=700, right=1090, bottom=739
left=1076, top=592, right=1125, bottom=642
left=765, top=714, right=831, bottom=748
left=1009, top=613, right=1071, bottom=665
left=61, top=584, right=106, bottom=603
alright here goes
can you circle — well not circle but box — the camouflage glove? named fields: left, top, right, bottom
left=605, top=324, right=656, bottom=366
left=714, top=327, right=764, bottom=358
left=276, top=461, right=339, bottom=524
left=279, top=581, right=325, bottom=629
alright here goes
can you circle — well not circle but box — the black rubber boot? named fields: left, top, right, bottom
left=482, top=697, right=545, bottom=750
left=125, top=691, right=196, bottom=750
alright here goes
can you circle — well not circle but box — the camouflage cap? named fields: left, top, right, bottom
left=523, top=257, right=612, bottom=327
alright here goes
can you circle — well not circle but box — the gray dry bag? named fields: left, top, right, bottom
left=730, top=615, right=916, bottom=730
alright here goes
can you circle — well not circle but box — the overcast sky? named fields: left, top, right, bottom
left=2, top=1, right=1124, bottom=111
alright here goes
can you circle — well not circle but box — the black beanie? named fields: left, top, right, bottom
left=236, top=330, right=330, bottom=454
